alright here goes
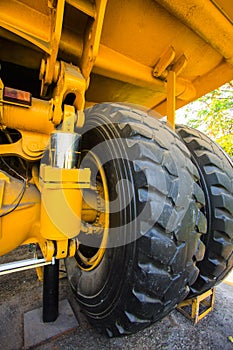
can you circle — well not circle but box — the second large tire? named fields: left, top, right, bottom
left=176, top=125, right=233, bottom=295
left=66, top=104, right=206, bottom=336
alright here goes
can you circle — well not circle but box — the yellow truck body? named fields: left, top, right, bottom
left=1, top=0, right=233, bottom=115
left=0, top=0, right=232, bottom=337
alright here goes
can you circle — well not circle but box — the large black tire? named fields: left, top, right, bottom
left=66, top=104, right=206, bottom=337
left=176, top=125, right=233, bottom=295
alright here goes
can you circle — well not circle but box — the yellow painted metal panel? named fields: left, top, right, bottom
left=0, top=0, right=52, bottom=52
left=1, top=0, right=233, bottom=111
left=212, top=0, right=233, bottom=24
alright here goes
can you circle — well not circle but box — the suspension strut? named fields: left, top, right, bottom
left=41, top=130, right=82, bottom=322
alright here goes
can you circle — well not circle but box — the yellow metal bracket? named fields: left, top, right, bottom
left=176, top=288, right=216, bottom=324
left=39, top=0, right=65, bottom=96
left=40, top=165, right=91, bottom=189
left=40, top=239, right=55, bottom=262
left=167, top=55, right=188, bottom=128
left=44, top=61, right=86, bottom=127
left=0, top=135, right=47, bottom=161
left=56, top=238, right=79, bottom=260
left=34, top=232, right=79, bottom=264
left=153, top=46, right=176, bottom=80
left=81, top=0, right=108, bottom=82
left=167, top=70, right=176, bottom=129
left=153, top=47, right=188, bottom=129
left=36, top=238, right=78, bottom=281
left=62, top=105, right=76, bottom=133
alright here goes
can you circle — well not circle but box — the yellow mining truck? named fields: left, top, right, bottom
left=0, top=0, right=232, bottom=337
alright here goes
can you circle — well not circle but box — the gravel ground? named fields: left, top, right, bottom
left=0, top=247, right=232, bottom=350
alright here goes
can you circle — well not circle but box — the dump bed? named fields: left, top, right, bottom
left=0, top=0, right=233, bottom=115
left=0, top=1, right=233, bottom=339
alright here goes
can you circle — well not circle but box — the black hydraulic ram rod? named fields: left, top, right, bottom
left=43, top=259, right=59, bottom=322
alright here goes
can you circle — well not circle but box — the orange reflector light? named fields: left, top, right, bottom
left=3, top=87, right=31, bottom=106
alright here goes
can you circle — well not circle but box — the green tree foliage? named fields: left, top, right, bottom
left=177, top=82, right=233, bottom=156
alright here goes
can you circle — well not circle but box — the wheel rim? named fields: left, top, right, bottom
left=76, top=150, right=109, bottom=271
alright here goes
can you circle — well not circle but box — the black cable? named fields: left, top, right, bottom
left=0, top=180, right=26, bottom=217
left=0, top=157, right=27, bottom=217
left=0, top=157, right=27, bottom=182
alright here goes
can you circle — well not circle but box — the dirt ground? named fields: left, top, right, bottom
left=0, top=247, right=232, bottom=350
